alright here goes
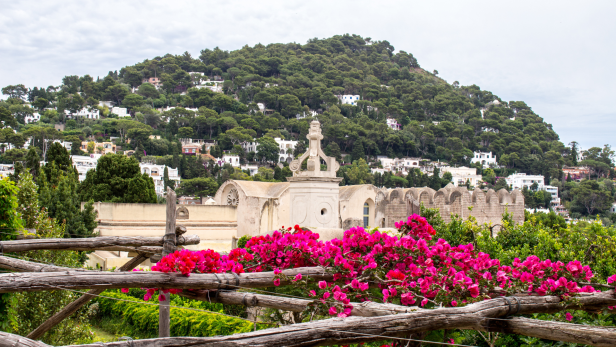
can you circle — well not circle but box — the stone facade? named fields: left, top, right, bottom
left=374, top=184, right=524, bottom=228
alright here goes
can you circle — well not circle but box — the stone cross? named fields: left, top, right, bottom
left=289, top=121, right=340, bottom=178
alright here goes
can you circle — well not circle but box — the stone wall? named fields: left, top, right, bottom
left=87, top=202, right=238, bottom=252
left=376, top=184, right=524, bottom=227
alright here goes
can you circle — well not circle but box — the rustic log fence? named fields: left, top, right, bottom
left=0, top=187, right=615, bottom=346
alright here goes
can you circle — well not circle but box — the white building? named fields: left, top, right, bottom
left=505, top=173, right=545, bottom=190
left=242, top=140, right=258, bottom=153
left=471, top=151, right=497, bottom=168
left=52, top=139, right=72, bottom=151
left=241, top=137, right=298, bottom=163
left=386, top=118, right=401, bottom=131
left=195, top=80, right=223, bottom=93
left=25, top=112, right=41, bottom=124
left=111, top=107, right=130, bottom=118
left=140, top=163, right=180, bottom=196
left=374, top=156, right=422, bottom=176
left=65, top=108, right=100, bottom=119
left=99, top=101, right=115, bottom=108
left=543, top=185, right=560, bottom=206
left=0, top=164, right=14, bottom=179
left=440, top=166, right=482, bottom=187
left=71, top=155, right=99, bottom=182
left=256, top=103, right=265, bottom=113
left=337, top=95, right=360, bottom=105
left=296, top=110, right=318, bottom=119
left=219, top=154, right=240, bottom=167
left=275, top=137, right=297, bottom=163
left=241, top=164, right=259, bottom=176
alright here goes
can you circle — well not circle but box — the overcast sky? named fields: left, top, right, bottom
left=1, top=0, right=614, bottom=149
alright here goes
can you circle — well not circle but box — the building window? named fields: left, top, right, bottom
left=363, top=202, right=369, bottom=227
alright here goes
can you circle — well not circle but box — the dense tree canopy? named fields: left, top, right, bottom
left=78, top=154, right=157, bottom=203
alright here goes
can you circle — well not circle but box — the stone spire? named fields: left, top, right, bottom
left=289, top=120, right=340, bottom=178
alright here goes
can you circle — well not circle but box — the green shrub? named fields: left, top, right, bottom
left=92, top=290, right=257, bottom=339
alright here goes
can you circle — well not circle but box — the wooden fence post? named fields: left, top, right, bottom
left=159, top=187, right=177, bottom=337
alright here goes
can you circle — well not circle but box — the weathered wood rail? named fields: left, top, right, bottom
left=26, top=254, right=149, bottom=340
left=0, top=266, right=333, bottom=293
left=0, top=290, right=614, bottom=347
left=0, top=234, right=198, bottom=253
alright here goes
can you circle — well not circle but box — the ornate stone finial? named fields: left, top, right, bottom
left=289, top=121, right=339, bottom=178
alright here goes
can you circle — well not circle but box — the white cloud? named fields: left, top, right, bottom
left=0, top=0, right=614, bottom=148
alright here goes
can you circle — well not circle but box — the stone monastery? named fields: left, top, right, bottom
left=88, top=121, right=524, bottom=269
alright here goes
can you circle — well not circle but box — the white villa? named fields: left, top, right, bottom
left=140, top=163, right=180, bottom=196
left=440, top=166, right=482, bottom=187
left=241, top=137, right=298, bottom=163
left=386, top=118, right=401, bottom=131
left=71, top=155, right=99, bottom=181
left=25, top=112, right=41, bottom=124
left=111, top=107, right=130, bottom=118
left=471, top=151, right=497, bottom=168
left=337, top=95, right=360, bottom=105
left=65, top=108, right=100, bottom=119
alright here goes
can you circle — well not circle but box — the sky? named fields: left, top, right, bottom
left=1, top=0, right=614, bottom=149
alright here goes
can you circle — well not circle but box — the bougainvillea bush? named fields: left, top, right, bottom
left=138, top=214, right=616, bottom=322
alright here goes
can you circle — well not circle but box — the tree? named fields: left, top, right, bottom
left=137, top=83, right=160, bottom=99
left=11, top=171, right=93, bottom=344
left=0, top=107, right=18, bottom=128
left=0, top=177, right=22, bottom=240
left=256, top=136, right=279, bottom=163
left=122, top=93, right=145, bottom=109
left=570, top=179, right=612, bottom=215
left=346, top=159, right=372, bottom=185
left=278, top=94, right=302, bottom=118
left=163, top=166, right=174, bottom=191
left=494, top=177, right=509, bottom=191
left=351, top=140, right=365, bottom=162
left=105, top=84, right=130, bottom=105
left=178, top=127, right=194, bottom=139
left=25, top=148, right=40, bottom=178
left=176, top=177, right=219, bottom=197
left=1, top=84, right=28, bottom=100
left=78, top=154, right=157, bottom=203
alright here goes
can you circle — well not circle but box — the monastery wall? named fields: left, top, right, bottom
left=87, top=202, right=238, bottom=252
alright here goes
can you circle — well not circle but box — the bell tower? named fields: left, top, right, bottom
left=287, top=121, right=343, bottom=230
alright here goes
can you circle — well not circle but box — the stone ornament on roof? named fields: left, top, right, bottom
left=289, top=121, right=340, bottom=178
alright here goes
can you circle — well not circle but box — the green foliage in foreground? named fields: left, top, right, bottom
left=91, top=290, right=260, bottom=339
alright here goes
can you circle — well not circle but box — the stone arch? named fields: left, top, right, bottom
left=280, top=149, right=285, bottom=154
left=389, top=189, right=401, bottom=203
left=418, top=188, right=434, bottom=206
left=450, top=190, right=463, bottom=204
left=280, top=157, right=285, bottom=163
left=434, top=189, right=447, bottom=205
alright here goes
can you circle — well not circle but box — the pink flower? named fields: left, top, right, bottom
left=608, top=274, right=616, bottom=284
left=273, top=279, right=281, bottom=286
left=309, top=290, right=316, bottom=296
left=448, top=339, right=455, bottom=345
left=274, top=268, right=281, bottom=275
left=293, top=273, right=302, bottom=281
left=451, top=300, right=458, bottom=307
left=565, top=312, right=573, bottom=321
left=323, top=292, right=331, bottom=300
left=121, top=288, right=129, bottom=293
left=421, top=298, right=428, bottom=307
left=318, top=281, right=327, bottom=289
left=328, top=306, right=337, bottom=315
left=158, top=294, right=166, bottom=301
